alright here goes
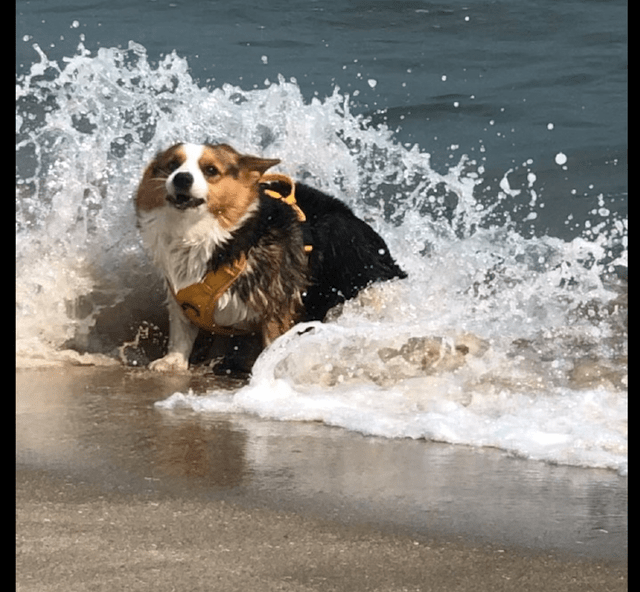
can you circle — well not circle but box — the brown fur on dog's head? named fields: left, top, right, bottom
left=136, top=143, right=280, bottom=230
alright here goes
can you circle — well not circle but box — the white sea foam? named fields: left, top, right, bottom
left=16, top=41, right=627, bottom=473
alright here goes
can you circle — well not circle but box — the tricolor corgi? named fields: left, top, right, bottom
left=135, top=143, right=406, bottom=373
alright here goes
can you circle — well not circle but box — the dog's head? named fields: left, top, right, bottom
left=136, top=143, right=280, bottom=229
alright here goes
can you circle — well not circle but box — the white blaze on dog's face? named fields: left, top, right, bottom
left=136, top=143, right=280, bottom=230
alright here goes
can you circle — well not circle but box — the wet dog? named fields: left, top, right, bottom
left=135, top=143, right=406, bottom=373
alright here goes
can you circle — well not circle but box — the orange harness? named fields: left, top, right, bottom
left=173, top=174, right=310, bottom=334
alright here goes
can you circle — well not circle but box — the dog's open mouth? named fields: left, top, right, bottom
left=166, top=194, right=205, bottom=210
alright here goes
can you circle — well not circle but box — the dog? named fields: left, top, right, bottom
left=135, top=142, right=406, bottom=373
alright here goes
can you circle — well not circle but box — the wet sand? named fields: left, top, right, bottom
left=17, top=366, right=627, bottom=591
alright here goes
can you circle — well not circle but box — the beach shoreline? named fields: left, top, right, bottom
left=16, top=365, right=627, bottom=590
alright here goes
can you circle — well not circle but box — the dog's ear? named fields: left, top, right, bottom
left=238, top=155, right=281, bottom=176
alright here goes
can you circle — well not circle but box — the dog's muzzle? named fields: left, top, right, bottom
left=166, top=172, right=205, bottom=210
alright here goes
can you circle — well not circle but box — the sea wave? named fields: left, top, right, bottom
left=16, top=40, right=627, bottom=472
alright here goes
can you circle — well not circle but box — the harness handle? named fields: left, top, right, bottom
left=260, top=173, right=306, bottom=223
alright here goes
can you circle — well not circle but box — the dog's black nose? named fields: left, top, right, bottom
left=172, top=172, right=194, bottom=190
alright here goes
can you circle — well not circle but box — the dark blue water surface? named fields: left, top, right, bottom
left=16, top=0, right=626, bottom=239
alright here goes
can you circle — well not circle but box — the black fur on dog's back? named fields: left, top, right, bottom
left=293, top=183, right=407, bottom=321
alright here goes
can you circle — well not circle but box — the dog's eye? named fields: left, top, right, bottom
left=156, top=159, right=180, bottom=176
left=166, top=159, right=181, bottom=173
left=203, top=165, right=219, bottom=177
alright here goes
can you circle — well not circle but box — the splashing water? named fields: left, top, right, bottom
left=16, top=41, right=627, bottom=472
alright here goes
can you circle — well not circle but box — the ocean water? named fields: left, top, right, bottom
left=16, top=0, right=627, bottom=474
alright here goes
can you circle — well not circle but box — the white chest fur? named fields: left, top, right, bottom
left=137, top=205, right=230, bottom=293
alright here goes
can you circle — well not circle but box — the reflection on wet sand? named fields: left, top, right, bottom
left=16, top=366, right=627, bottom=560
left=152, top=419, right=247, bottom=486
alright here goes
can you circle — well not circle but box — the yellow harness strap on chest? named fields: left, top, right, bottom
left=174, top=254, right=247, bottom=334
left=172, top=173, right=311, bottom=334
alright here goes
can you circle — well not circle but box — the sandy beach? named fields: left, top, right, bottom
left=17, top=366, right=627, bottom=591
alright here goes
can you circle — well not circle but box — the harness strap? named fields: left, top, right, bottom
left=173, top=254, right=248, bottom=334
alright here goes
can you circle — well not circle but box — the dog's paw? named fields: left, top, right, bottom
left=148, top=352, right=190, bottom=373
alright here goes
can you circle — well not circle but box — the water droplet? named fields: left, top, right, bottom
left=555, top=152, right=567, bottom=166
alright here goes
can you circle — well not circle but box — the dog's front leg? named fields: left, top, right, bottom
left=148, top=296, right=199, bottom=372
left=262, top=314, right=295, bottom=348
